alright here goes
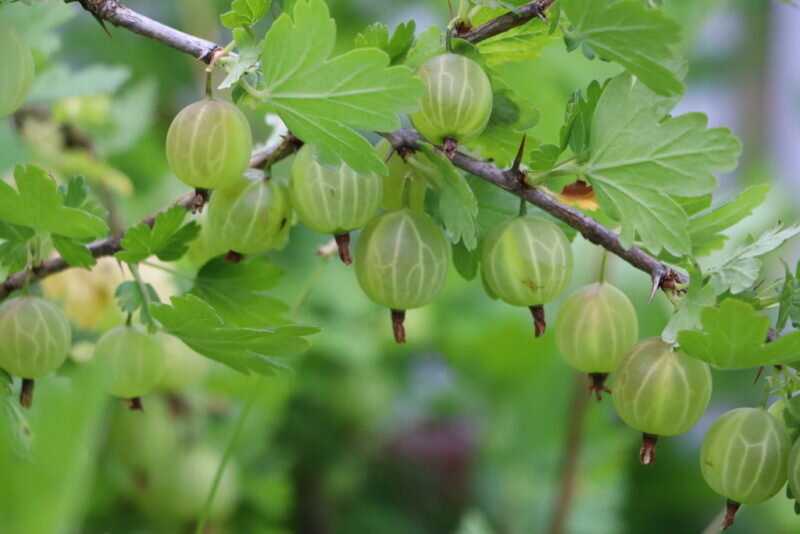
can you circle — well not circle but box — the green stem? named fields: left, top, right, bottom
left=407, top=178, right=428, bottom=214
left=195, top=377, right=261, bottom=534
left=127, top=263, right=154, bottom=330
left=241, top=78, right=267, bottom=100
left=597, top=249, right=609, bottom=283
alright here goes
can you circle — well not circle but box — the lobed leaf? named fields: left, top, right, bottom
left=115, top=206, right=200, bottom=264
left=255, top=0, right=423, bottom=174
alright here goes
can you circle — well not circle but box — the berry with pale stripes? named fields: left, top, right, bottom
left=481, top=215, right=573, bottom=335
left=0, top=296, right=71, bottom=379
left=355, top=209, right=450, bottom=343
left=166, top=99, right=253, bottom=189
left=411, top=53, right=493, bottom=145
left=612, top=338, right=712, bottom=464
left=555, top=282, right=638, bottom=398
left=290, top=145, right=382, bottom=264
left=94, top=325, right=166, bottom=400
left=0, top=25, right=35, bottom=117
left=207, top=177, right=291, bottom=255
left=701, top=408, right=790, bottom=529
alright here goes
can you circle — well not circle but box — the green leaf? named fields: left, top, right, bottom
left=560, top=79, right=605, bottom=160
left=472, top=6, right=558, bottom=67
left=689, top=184, right=770, bottom=256
left=115, top=280, right=160, bottom=328
left=221, top=0, right=271, bottom=29
left=253, top=0, right=423, bottom=174
left=191, top=257, right=291, bottom=328
left=411, top=145, right=479, bottom=250
left=51, top=236, right=95, bottom=268
left=0, top=222, right=34, bottom=272
left=60, top=176, right=108, bottom=222
left=701, top=224, right=800, bottom=295
left=220, top=28, right=261, bottom=90
left=777, top=262, right=797, bottom=331
left=151, top=295, right=317, bottom=375
left=0, top=165, right=108, bottom=239
left=115, top=206, right=200, bottom=264
left=583, top=75, right=741, bottom=255
left=0, top=369, right=32, bottom=460
left=561, top=0, right=684, bottom=96
left=453, top=242, right=479, bottom=281
left=404, top=26, right=445, bottom=70
left=469, top=73, right=540, bottom=167
left=661, top=266, right=716, bottom=343
left=678, top=299, right=800, bottom=369
left=355, top=21, right=416, bottom=64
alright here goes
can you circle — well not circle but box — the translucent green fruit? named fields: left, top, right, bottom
left=355, top=209, right=450, bottom=311
left=207, top=177, right=291, bottom=255
left=290, top=144, right=383, bottom=235
left=555, top=282, right=639, bottom=373
left=0, top=296, right=71, bottom=379
left=481, top=216, right=573, bottom=307
left=0, top=26, right=35, bottom=117
left=94, top=326, right=165, bottom=398
left=612, top=338, right=711, bottom=463
left=410, top=53, right=493, bottom=144
left=701, top=408, right=789, bottom=505
left=166, top=99, right=253, bottom=189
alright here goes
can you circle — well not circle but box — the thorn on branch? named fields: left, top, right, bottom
left=510, top=135, right=527, bottom=180
left=19, top=378, right=34, bottom=409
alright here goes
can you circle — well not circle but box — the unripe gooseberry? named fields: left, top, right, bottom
left=410, top=53, right=493, bottom=146
left=701, top=408, right=789, bottom=529
left=481, top=215, right=573, bottom=336
left=0, top=297, right=71, bottom=391
left=0, top=25, right=35, bottom=117
left=612, top=338, right=712, bottom=465
left=165, top=99, right=253, bottom=189
left=787, top=438, right=800, bottom=508
left=354, top=209, right=450, bottom=343
left=555, top=282, right=638, bottom=398
left=206, top=176, right=291, bottom=255
left=290, top=144, right=383, bottom=264
left=94, top=325, right=165, bottom=400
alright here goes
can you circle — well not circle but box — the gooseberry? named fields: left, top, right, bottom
left=354, top=209, right=450, bottom=343
left=481, top=215, right=573, bottom=336
left=555, top=282, right=639, bottom=398
left=701, top=407, right=789, bottom=529
left=94, top=325, right=165, bottom=401
left=612, top=338, right=712, bottom=464
left=410, top=53, right=493, bottom=148
left=206, top=176, right=291, bottom=255
left=290, top=144, right=383, bottom=264
left=165, top=99, right=253, bottom=189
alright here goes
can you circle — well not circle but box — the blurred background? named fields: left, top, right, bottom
left=1, top=1, right=800, bottom=533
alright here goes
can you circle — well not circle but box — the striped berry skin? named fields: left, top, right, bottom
left=354, top=209, right=450, bottom=311
left=207, top=177, right=291, bottom=255
left=290, top=145, right=383, bottom=235
left=480, top=216, right=573, bottom=307
left=165, top=99, right=252, bottom=189
left=701, top=408, right=789, bottom=505
left=613, top=338, right=712, bottom=438
left=555, top=282, right=639, bottom=373
left=94, top=326, right=165, bottom=399
left=0, top=26, right=35, bottom=117
left=410, top=53, right=493, bottom=144
left=0, top=297, right=71, bottom=379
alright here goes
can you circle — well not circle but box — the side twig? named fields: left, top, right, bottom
left=458, top=0, right=558, bottom=43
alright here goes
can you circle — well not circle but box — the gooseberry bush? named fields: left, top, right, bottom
left=1, top=0, right=800, bottom=531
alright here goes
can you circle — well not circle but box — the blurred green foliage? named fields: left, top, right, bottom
left=1, top=1, right=799, bottom=533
